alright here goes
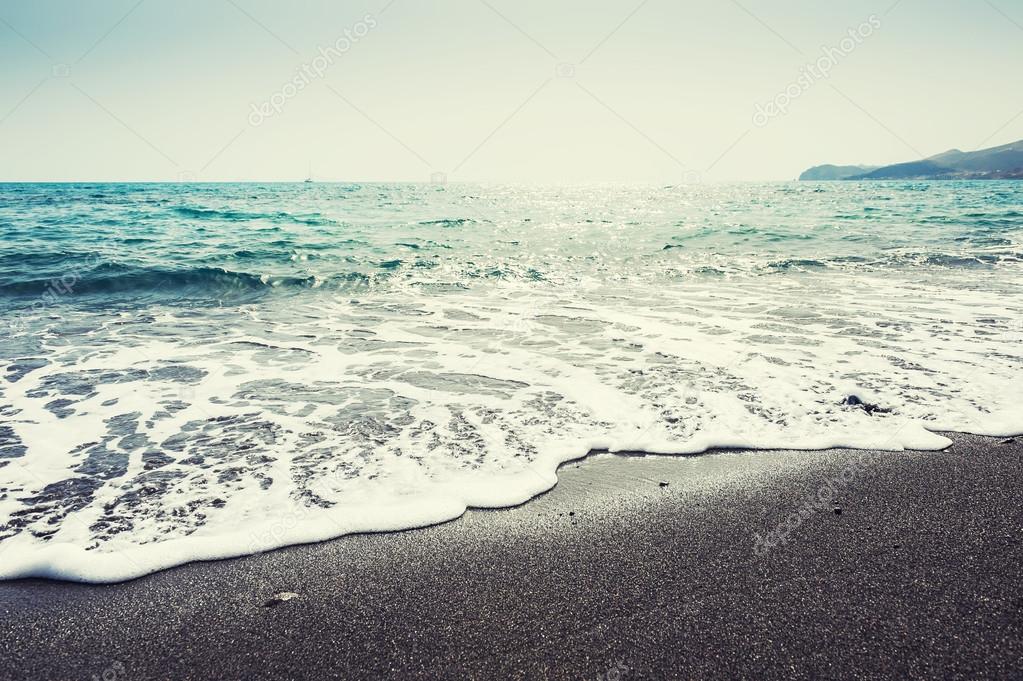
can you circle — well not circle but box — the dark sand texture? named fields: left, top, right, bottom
left=1, top=433, right=1021, bottom=680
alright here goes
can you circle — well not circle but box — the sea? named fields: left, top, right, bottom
left=1, top=181, right=1021, bottom=582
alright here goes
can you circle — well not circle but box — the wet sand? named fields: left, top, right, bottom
left=1, top=433, right=1021, bottom=680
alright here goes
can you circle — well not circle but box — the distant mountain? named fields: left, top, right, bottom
left=800, top=139, right=1023, bottom=180
left=799, top=164, right=879, bottom=181
left=854, top=160, right=958, bottom=180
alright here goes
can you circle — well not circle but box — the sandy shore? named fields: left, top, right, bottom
left=1, top=433, right=1021, bottom=680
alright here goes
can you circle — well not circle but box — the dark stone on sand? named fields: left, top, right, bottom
left=841, top=395, right=892, bottom=415
left=659, top=481, right=669, bottom=487
left=834, top=507, right=842, bottom=515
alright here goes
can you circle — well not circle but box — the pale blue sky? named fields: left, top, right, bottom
left=1, top=0, right=1021, bottom=182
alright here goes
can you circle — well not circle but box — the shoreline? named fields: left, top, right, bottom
left=1, top=432, right=1021, bottom=679
left=0, top=422, right=961, bottom=584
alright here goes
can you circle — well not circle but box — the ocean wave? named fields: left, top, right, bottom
left=172, top=206, right=339, bottom=226
left=766, top=258, right=828, bottom=270
left=0, top=264, right=322, bottom=296
left=417, top=218, right=476, bottom=228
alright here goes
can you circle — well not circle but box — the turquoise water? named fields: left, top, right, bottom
left=1, top=181, right=1022, bottom=581
left=2, top=182, right=1020, bottom=298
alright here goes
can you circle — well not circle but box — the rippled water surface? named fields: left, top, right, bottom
left=1, top=182, right=1021, bottom=581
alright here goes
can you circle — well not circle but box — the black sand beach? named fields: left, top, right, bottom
left=1, top=433, right=1021, bottom=680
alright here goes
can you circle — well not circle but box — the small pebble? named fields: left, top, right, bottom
left=833, top=507, right=842, bottom=515
left=659, top=481, right=669, bottom=487
left=265, top=592, right=300, bottom=607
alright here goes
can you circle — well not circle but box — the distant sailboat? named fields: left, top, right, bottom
left=304, top=162, right=313, bottom=183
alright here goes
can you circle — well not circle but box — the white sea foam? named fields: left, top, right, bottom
left=2, top=266, right=1021, bottom=582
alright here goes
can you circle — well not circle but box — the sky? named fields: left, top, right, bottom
left=0, top=0, right=1021, bottom=183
